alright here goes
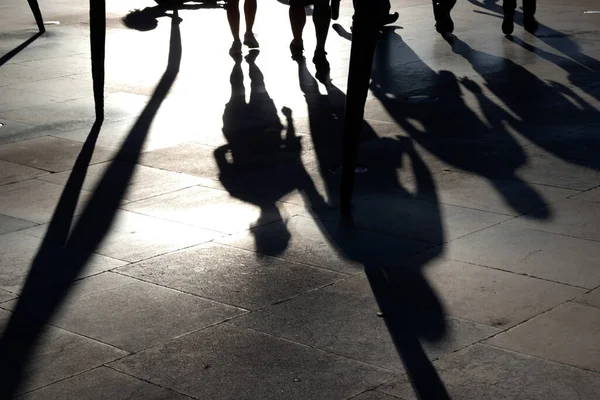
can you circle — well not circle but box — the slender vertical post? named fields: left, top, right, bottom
left=90, top=0, right=106, bottom=120
left=339, top=0, right=383, bottom=215
left=27, top=0, right=45, bottom=33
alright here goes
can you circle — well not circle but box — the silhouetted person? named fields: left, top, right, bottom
left=289, top=0, right=331, bottom=72
left=502, top=0, right=538, bottom=35
left=433, top=0, right=456, bottom=36
left=332, top=0, right=398, bottom=27
left=226, top=0, right=259, bottom=56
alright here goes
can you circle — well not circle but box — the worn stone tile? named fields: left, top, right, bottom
left=0, top=288, right=15, bottom=303
left=6, top=274, right=244, bottom=352
left=38, top=161, right=205, bottom=202
left=218, top=215, right=434, bottom=274
left=379, top=344, right=600, bottom=400
left=0, top=92, right=149, bottom=132
left=424, top=170, right=578, bottom=216
left=122, top=185, right=297, bottom=235
left=118, top=242, right=344, bottom=310
left=0, top=214, right=35, bottom=235
left=572, top=187, right=600, bottom=203
left=419, top=257, right=584, bottom=328
left=507, top=198, right=600, bottom=242
left=0, top=136, right=114, bottom=172
left=576, top=288, right=600, bottom=309
left=486, top=302, right=600, bottom=372
left=25, top=210, right=219, bottom=263
left=0, top=159, right=47, bottom=185
left=442, top=224, right=600, bottom=288
left=349, top=194, right=510, bottom=244
left=0, top=180, right=91, bottom=224
left=110, top=322, right=393, bottom=400
left=16, top=367, right=190, bottom=400
left=348, top=392, right=402, bottom=400
left=4, top=76, right=98, bottom=103
left=0, top=119, right=57, bottom=145
left=0, top=86, right=62, bottom=113
left=480, top=152, right=600, bottom=191
left=0, top=232, right=126, bottom=293
left=233, top=274, right=499, bottom=372
left=0, top=309, right=127, bottom=396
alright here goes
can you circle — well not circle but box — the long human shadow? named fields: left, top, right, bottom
left=294, top=62, right=451, bottom=399
left=0, top=0, right=46, bottom=66
left=370, top=30, right=552, bottom=218
left=468, top=0, right=600, bottom=67
left=448, top=36, right=600, bottom=173
left=0, top=13, right=181, bottom=398
left=123, top=0, right=225, bottom=31
left=214, top=51, right=314, bottom=254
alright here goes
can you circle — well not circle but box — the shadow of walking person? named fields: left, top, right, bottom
left=448, top=36, right=600, bottom=174
left=370, top=30, right=552, bottom=219
left=294, top=62, right=452, bottom=399
left=215, top=51, right=311, bottom=256
left=0, top=12, right=182, bottom=398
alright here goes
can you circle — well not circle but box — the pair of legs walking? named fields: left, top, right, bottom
left=226, top=0, right=259, bottom=56
left=502, top=0, right=538, bottom=35
left=289, top=0, right=331, bottom=67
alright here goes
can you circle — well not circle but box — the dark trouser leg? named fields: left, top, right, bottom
left=502, top=0, right=516, bottom=34
left=522, top=0, right=536, bottom=19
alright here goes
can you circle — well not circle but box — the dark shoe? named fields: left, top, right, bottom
left=502, top=13, right=514, bottom=35
left=331, top=0, right=340, bottom=20
left=312, top=49, right=330, bottom=71
left=290, top=39, right=304, bottom=60
left=524, top=17, right=539, bottom=34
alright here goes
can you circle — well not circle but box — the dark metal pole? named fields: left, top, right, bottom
left=90, top=0, right=106, bottom=120
left=339, top=0, right=384, bottom=216
left=27, top=0, right=45, bottom=33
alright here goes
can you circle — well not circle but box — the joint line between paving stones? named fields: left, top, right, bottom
left=225, top=322, right=399, bottom=374
left=481, top=341, right=600, bottom=376
left=102, top=364, right=200, bottom=400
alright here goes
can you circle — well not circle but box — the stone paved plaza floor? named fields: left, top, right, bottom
left=1, top=0, right=600, bottom=398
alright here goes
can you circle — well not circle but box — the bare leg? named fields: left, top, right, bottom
left=313, top=0, right=331, bottom=52
left=227, top=0, right=241, bottom=41
left=244, top=0, right=257, bottom=34
left=289, top=4, right=306, bottom=43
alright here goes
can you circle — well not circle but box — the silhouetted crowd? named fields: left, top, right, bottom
left=224, top=0, right=539, bottom=72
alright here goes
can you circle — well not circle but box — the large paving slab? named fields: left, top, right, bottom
left=117, top=242, right=345, bottom=310
left=0, top=288, right=16, bottom=303
left=233, top=274, right=499, bottom=372
left=110, top=322, right=394, bottom=400
left=218, top=215, right=434, bottom=274
left=0, top=231, right=126, bottom=293
left=347, top=392, right=401, bottom=400
left=17, top=366, right=191, bottom=400
left=417, top=169, right=579, bottom=216
left=506, top=198, right=600, bottom=242
left=576, top=288, right=600, bottom=309
left=572, top=186, right=600, bottom=203
left=0, top=309, right=127, bottom=397
left=0, top=136, right=114, bottom=172
left=379, top=343, right=600, bottom=400
left=38, top=161, right=207, bottom=202
left=4, top=273, right=245, bottom=352
left=347, top=194, right=510, bottom=244
left=0, top=180, right=91, bottom=224
left=24, top=209, right=220, bottom=262
left=418, top=256, right=584, bottom=328
left=441, top=224, right=600, bottom=288
left=0, top=213, right=35, bottom=235
left=0, top=159, right=47, bottom=186
left=486, top=302, right=600, bottom=372
left=122, top=185, right=298, bottom=235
